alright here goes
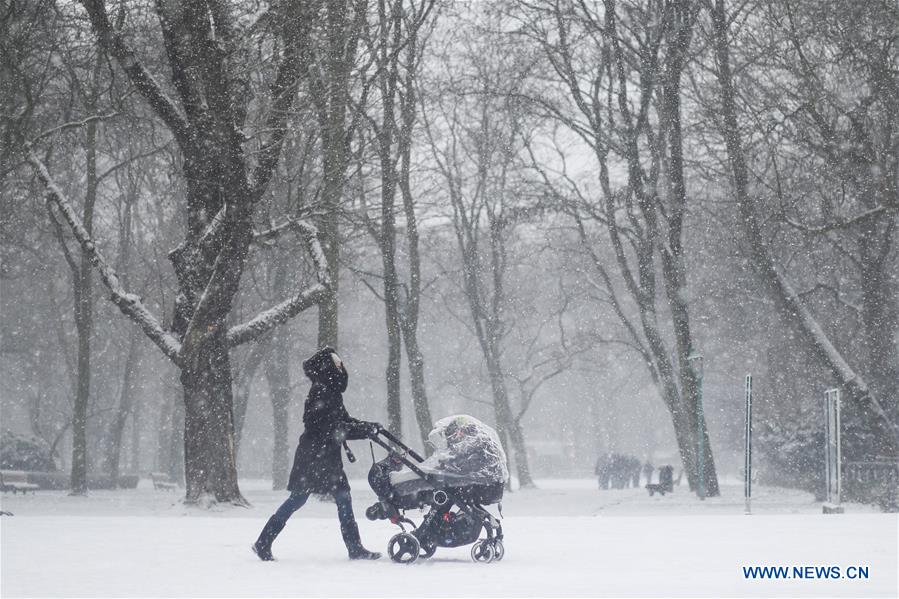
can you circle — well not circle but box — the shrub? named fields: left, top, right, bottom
left=1, top=430, right=56, bottom=472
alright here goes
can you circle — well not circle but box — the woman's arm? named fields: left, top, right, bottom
left=338, top=405, right=379, bottom=441
left=304, top=387, right=377, bottom=441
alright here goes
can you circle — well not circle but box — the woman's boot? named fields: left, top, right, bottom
left=340, top=518, right=382, bottom=560
left=252, top=516, right=286, bottom=561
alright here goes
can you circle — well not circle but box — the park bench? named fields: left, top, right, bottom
left=0, top=470, right=40, bottom=495
left=150, top=472, right=178, bottom=491
left=646, top=465, right=674, bottom=496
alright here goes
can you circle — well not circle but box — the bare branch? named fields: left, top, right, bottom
left=28, top=149, right=183, bottom=364
left=227, top=219, right=330, bottom=347
left=782, top=206, right=889, bottom=235
left=79, top=0, right=192, bottom=146
left=33, top=113, right=120, bottom=142
left=226, top=284, right=327, bottom=347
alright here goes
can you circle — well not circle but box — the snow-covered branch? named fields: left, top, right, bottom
left=28, top=150, right=183, bottom=364
left=228, top=219, right=331, bottom=347
left=783, top=206, right=888, bottom=235
left=33, top=113, right=120, bottom=142
left=226, top=283, right=327, bottom=347
left=252, top=218, right=330, bottom=284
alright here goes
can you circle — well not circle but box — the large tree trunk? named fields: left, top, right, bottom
left=180, top=330, right=245, bottom=505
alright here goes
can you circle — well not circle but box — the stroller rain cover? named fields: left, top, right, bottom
left=418, top=414, right=510, bottom=485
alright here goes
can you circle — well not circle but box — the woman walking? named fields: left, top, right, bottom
left=252, top=347, right=382, bottom=561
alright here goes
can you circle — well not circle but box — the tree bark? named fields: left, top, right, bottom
left=656, top=0, right=718, bottom=496
left=397, top=20, right=434, bottom=447
left=180, top=328, right=244, bottom=504
left=401, top=324, right=434, bottom=451
left=265, top=327, right=292, bottom=490
left=69, top=111, right=99, bottom=496
left=105, top=329, right=141, bottom=484
left=130, top=394, right=141, bottom=475
left=316, top=0, right=361, bottom=350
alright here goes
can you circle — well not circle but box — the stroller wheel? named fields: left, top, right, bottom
left=492, top=540, right=504, bottom=561
left=471, top=539, right=495, bottom=563
left=388, top=533, right=420, bottom=564
left=419, top=542, right=437, bottom=559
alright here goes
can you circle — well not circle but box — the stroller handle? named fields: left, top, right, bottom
left=370, top=426, right=425, bottom=463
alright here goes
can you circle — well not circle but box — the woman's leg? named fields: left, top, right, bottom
left=335, top=489, right=381, bottom=560
left=253, top=492, right=310, bottom=561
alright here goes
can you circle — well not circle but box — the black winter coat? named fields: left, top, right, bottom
left=287, top=347, right=371, bottom=496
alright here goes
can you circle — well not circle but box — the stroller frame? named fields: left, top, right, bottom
left=366, top=427, right=505, bottom=564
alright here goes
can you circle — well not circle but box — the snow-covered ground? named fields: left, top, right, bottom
left=2, top=478, right=896, bottom=597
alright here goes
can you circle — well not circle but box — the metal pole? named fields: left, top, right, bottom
left=744, top=374, right=752, bottom=515
left=824, top=388, right=843, bottom=513
left=835, top=391, right=841, bottom=505
left=824, top=395, right=832, bottom=503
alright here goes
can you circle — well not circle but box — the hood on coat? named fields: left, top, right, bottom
left=302, top=346, right=349, bottom=392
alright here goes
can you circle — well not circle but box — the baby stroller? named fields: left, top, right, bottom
left=364, top=415, right=507, bottom=564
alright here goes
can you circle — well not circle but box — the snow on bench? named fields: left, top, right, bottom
left=149, top=472, right=178, bottom=491
left=0, top=470, right=40, bottom=495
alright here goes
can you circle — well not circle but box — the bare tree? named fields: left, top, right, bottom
left=299, top=0, right=370, bottom=348
left=708, top=0, right=899, bottom=456
left=25, top=1, right=332, bottom=504
left=353, top=0, right=437, bottom=441
left=423, top=16, right=537, bottom=486
left=515, top=0, right=719, bottom=495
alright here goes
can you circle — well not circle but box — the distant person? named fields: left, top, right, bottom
left=610, top=453, right=628, bottom=489
left=252, top=347, right=382, bottom=561
left=595, top=453, right=611, bottom=490
left=630, top=456, right=641, bottom=488
left=643, top=462, right=654, bottom=486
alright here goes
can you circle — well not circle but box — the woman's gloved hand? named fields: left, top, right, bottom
left=343, top=419, right=382, bottom=440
